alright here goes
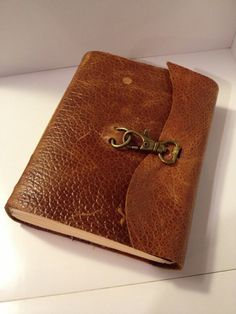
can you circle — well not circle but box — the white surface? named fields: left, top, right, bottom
left=1, top=0, right=236, bottom=76
left=1, top=270, right=236, bottom=314
left=0, top=49, right=236, bottom=303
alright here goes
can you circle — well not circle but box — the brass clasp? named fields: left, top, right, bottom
left=109, top=127, right=181, bottom=165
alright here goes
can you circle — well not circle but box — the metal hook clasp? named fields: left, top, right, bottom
left=109, top=127, right=181, bottom=165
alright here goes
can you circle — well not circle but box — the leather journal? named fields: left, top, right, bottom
left=5, top=51, right=218, bottom=269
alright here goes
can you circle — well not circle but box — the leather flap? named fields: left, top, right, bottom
left=125, top=62, right=218, bottom=268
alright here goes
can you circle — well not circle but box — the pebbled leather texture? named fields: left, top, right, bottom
left=125, top=62, right=218, bottom=268
left=5, top=51, right=218, bottom=268
left=6, top=51, right=172, bottom=246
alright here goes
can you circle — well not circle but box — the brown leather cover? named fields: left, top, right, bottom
left=5, top=51, right=218, bottom=269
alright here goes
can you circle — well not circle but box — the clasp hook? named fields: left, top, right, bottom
left=109, top=127, right=181, bottom=165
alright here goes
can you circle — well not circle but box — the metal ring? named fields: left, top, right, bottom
left=158, top=141, right=181, bottom=164
left=109, top=127, right=132, bottom=148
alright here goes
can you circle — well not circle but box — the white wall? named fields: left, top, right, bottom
left=0, top=0, right=236, bottom=77
left=231, top=32, right=236, bottom=59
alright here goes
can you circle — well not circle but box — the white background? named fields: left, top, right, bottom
left=0, top=0, right=236, bottom=76
left=0, top=1, right=236, bottom=313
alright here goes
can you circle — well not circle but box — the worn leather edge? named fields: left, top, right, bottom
left=125, top=62, right=219, bottom=269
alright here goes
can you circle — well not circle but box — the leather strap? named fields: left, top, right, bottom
left=125, top=62, right=218, bottom=268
